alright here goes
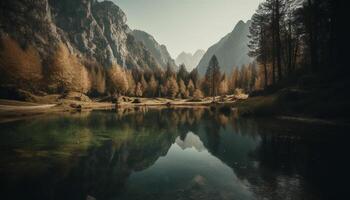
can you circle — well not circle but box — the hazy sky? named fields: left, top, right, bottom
left=112, top=0, right=261, bottom=58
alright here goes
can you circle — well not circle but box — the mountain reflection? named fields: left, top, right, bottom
left=0, top=108, right=346, bottom=200
left=175, top=132, right=205, bottom=152
left=124, top=132, right=255, bottom=200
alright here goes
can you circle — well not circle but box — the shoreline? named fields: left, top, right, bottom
left=0, top=98, right=235, bottom=123
left=1, top=96, right=347, bottom=126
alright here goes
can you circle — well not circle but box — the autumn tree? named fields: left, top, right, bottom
left=126, top=70, right=136, bottom=96
left=147, top=75, right=158, bottom=97
left=49, top=43, right=91, bottom=93
left=140, top=75, right=148, bottom=97
left=204, top=55, right=221, bottom=101
left=187, top=79, right=195, bottom=96
left=84, top=59, right=106, bottom=95
left=178, top=79, right=187, bottom=98
left=135, top=82, right=143, bottom=97
left=107, top=64, right=129, bottom=95
left=0, top=36, right=43, bottom=91
left=193, top=89, right=204, bottom=101
left=166, top=77, right=179, bottom=98
left=229, top=67, right=240, bottom=93
left=219, top=74, right=229, bottom=95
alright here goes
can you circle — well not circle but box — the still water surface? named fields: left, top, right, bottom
left=0, top=108, right=347, bottom=200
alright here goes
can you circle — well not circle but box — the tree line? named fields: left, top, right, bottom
left=0, top=34, right=260, bottom=99
left=106, top=54, right=263, bottom=100
left=1, top=0, right=342, bottom=99
left=248, top=0, right=341, bottom=89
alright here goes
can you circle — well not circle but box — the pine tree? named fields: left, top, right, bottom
left=205, top=55, right=221, bottom=101
left=177, top=64, right=189, bottom=83
left=189, top=68, right=199, bottom=88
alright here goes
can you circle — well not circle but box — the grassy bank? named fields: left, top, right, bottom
left=233, top=84, right=350, bottom=122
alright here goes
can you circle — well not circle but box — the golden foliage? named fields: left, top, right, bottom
left=84, top=59, right=106, bottom=94
left=193, top=89, right=204, bottom=100
left=166, top=77, right=179, bottom=98
left=107, top=64, right=129, bottom=95
left=48, top=43, right=91, bottom=93
left=0, top=36, right=43, bottom=89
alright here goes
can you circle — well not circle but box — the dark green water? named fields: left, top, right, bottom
left=0, top=108, right=347, bottom=200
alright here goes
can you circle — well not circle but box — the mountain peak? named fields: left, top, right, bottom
left=197, top=20, right=253, bottom=75
left=131, top=30, right=177, bottom=69
left=176, top=50, right=205, bottom=71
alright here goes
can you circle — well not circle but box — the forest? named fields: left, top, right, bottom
left=0, top=0, right=346, bottom=116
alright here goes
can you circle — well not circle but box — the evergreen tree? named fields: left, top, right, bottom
left=204, top=55, right=221, bottom=101
left=177, top=64, right=189, bottom=83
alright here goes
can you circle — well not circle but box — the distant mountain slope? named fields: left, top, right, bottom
left=131, top=30, right=177, bottom=70
left=175, top=50, right=205, bottom=71
left=197, top=20, right=253, bottom=75
left=0, top=0, right=161, bottom=70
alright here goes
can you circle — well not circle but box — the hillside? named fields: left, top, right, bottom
left=197, top=20, right=252, bottom=75
left=131, top=30, right=177, bottom=70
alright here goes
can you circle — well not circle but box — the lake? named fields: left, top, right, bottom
left=0, top=108, right=347, bottom=200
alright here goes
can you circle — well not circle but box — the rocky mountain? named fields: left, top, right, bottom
left=0, top=0, right=161, bottom=70
left=175, top=50, right=205, bottom=71
left=131, top=30, right=177, bottom=70
left=197, top=20, right=253, bottom=75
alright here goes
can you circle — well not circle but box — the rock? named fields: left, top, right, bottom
left=132, top=98, right=141, bottom=104
left=131, top=30, right=177, bottom=70
left=0, top=0, right=171, bottom=78
left=70, top=103, right=82, bottom=110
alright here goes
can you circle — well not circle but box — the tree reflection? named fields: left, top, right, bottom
left=0, top=108, right=345, bottom=200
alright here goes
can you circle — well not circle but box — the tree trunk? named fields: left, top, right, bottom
left=307, top=0, right=318, bottom=72
left=275, top=0, right=283, bottom=81
left=272, top=6, right=276, bottom=85
left=287, top=21, right=292, bottom=75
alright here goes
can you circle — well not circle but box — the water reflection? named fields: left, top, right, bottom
left=0, top=108, right=347, bottom=200
left=124, top=132, right=255, bottom=200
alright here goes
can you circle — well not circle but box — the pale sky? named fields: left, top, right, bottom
left=112, top=0, right=261, bottom=58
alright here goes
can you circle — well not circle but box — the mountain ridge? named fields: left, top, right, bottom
left=196, top=20, right=253, bottom=75
left=175, top=49, right=205, bottom=71
left=131, top=29, right=177, bottom=70
left=0, top=0, right=164, bottom=71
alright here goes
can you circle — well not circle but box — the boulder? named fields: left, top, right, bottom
left=61, top=92, right=91, bottom=102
